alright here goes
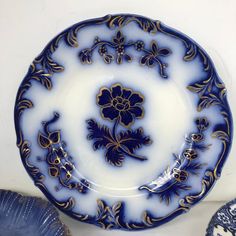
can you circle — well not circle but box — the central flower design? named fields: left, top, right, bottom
left=97, top=84, right=144, bottom=127
left=87, top=83, right=152, bottom=167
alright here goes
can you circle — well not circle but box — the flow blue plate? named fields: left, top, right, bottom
left=14, top=14, right=233, bottom=230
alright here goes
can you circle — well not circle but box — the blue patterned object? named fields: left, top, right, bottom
left=87, top=83, right=152, bottom=166
left=0, top=190, right=70, bottom=236
left=14, top=14, right=233, bottom=230
left=206, top=199, right=236, bottom=236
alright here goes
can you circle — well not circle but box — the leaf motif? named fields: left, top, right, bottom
left=38, top=132, right=51, bottom=148
left=140, top=55, right=149, bottom=65
left=45, top=55, right=64, bottom=73
left=105, top=145, right=124, bottom=167
left=96, top=200, right=107, bottom=218
left=16, top=98, right=33, bottom=116
left=49, top=130, right=61, bottom=144
left=158, top=48, right=171, bottom=56
left=34, top=54, right=64, bottom=74
left=212, top=130, right=229, bottom=142
left=197, top=96, right=221, bottom=111
left=185, top=162, right=206, bottom=175
left=151, top=41, right=158, bottom=54
left=187, top=83, right=205, bottom=94
left=183, top=43, right=197, bottom=61
left=65, top=28, right=79, bottom=47
left=86, top=119, right=114, bottom=150
left=112, top=202, right=122, bottom=216
left=118, top=127, right=152, bottom=153
left=30, top=68, right=53, bottom=90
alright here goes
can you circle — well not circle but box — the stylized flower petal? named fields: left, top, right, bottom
left=87, top=55, right=92, bottom=64
left=111, top=84, right=122, bottom=98
left=122, top=88, right=132, bottom=99
left=124, top=54, right=132, bottom=62
left=102, top=106, right=119, bottom=120
left=129, top=93, right=144, bottom=106
left=116, top=31, right=122, bottom=39
left=196, top=117, right=209, bottom=130
left=113, top=38, right=119, bottom=44
left=140, top=55, right=149, bottom=65
left=49, top=166, right=59, bottom=177
left=120, top=111, right=133, bottom=127
left=103, top=54, right=114, bottom=64
left=147, top=58, right=155, bottom=67
left=49, top=130, right=60, bottom=144
left=151, top=41, right=158, bottom=55
left=129, top=106, right=143, bottom=118
left=79, top=49, right=92, bottom=64
left=117, top=54, right=123, bottom=64
left=38, top=132, right=51, bottom=148
left=47, top=151, right=60, bottom=165
left=158, top=48, right=171, bottom=56
left=97, top=88, right=112, bottom=106
left=119, top=36, right=125, bottom=43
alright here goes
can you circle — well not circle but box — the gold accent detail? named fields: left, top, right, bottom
left=15, top=14, right=232, bottom=230
left=97, top=83, right=145, bottom=128
left=54, top=197, right=75, bottom=210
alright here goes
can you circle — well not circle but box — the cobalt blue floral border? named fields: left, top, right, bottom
left=14, top=14, right=233, bottom=230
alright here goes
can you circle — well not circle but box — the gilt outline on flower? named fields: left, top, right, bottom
left=79, top=30, right=171, bottom=78
left=86, top=83, right=152, bottom=167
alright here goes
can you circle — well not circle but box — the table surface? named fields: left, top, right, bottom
left=1, top=0, right=236, bottom=235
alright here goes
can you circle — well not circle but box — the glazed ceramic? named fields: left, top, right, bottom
left=206, top=199, right=236, bottom=236
left=0, top=190, right=70, bottom=236
left=14, top=14, right=233, bottom=230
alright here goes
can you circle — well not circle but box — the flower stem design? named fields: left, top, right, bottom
left=87, top=83, right=152, bottom=167
left=139, top=117, right=210, bottom=204
left=79, top=31, right=171, bottom=78
left=38, top=112, right=90, bottom=193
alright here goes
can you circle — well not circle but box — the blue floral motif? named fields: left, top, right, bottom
left=79, top=30, right=171, bottom=78
left=97, top=83, right=144, bottom=127
left=38, top=112, right=90, bottom=193
left=207, top=199, right=236, bottom=235
left=87, top=83, right=152, bottom=167
left=139, top=117, right=210, bottom=205
left=217, top=212, right=231, bottom=224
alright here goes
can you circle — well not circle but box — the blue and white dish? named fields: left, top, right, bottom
left=206, top=199, right=236, bottom=236
left=14, top=14, right=233, bottom=230
left=0, top=190, right=70, bottom=236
